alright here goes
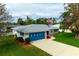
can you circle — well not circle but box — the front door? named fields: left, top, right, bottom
left=47, top=31, right=51, bottom=39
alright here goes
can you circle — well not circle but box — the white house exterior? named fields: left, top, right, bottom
left=12, top=24, right=60, bottom=41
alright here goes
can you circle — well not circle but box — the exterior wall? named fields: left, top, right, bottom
left=45, top=31, right=47, bottom=39
left=50, top=29, right=54, bottom=35
left=23, top=33, right=29, bottom=41
left=12, top=30, right=28, bottom=41
left=12, top=30, right=17, bottom=35
left=49, top=29, right=59, bottom=35
left=16, top=32, right=23, bottom=38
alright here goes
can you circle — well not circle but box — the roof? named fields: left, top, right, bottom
left=12, top=24, right=60, bottom=33
left=49, top=24, right=60, bottom=29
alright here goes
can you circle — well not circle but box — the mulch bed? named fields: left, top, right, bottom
left=16, top=40, right=32, bottom=48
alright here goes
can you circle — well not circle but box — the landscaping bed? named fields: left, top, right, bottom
left=0, top=35, right=50, bottom=56
left=54, top=32, right=79, bottom=47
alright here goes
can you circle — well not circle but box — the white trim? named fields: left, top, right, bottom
left=45, top=31, right=47, bottom=39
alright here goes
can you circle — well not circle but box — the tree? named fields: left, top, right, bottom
left=25, top=16, right=33, bottom=25
left=17, top=18, right=25, bottom=25
left=60, top=11, right=72, bottom=29
left=0, top=3, right=13, bottom=32
left=52, top=18, right=57, bottom=24
left=0, top=3, right=12, bottom=22
left=36, top=18, right=48, bottom=24
left=0, top=3, right=5, bottom=16
left=32, top=20, right=36, bottom=24
left=61, top=3, right=79, bottom=39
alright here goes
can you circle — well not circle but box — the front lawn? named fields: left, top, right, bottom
left=0, top=35, right=50, bottom=56
left=54, top=32, right=79, bottom=47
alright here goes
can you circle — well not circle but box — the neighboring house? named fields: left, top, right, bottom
left=12, top=24, right=60, bottom=41
left=49, top=24, right=60, bottom=33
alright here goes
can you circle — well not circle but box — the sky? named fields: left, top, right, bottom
left=5, top=3, right=65, bottom=23
left=6, top=3, right=65, bottom=18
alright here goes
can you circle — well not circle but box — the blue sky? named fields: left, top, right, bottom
left=6, top=3, right=65, bottom=19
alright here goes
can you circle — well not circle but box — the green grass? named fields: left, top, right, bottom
left=54, top=32, right=79, bottom=47
left=0, top=35, right=50, bottom=56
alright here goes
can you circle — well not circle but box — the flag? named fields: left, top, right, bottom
left=47, top=18, right=53, bottom=27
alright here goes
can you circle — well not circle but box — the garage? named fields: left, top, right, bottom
left=29, top=32, right=45, bottom=41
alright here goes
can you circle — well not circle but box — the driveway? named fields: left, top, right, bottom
left=31, top=38, right=79, bottom=56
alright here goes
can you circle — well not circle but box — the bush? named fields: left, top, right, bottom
left=16, top=37, right=24, bottom=42
left=25, top=38, right=31, bottom=43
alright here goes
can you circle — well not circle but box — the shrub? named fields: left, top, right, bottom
left=16, top=37, right=24, bottom=42
left=25, top=38, right=31, bottom=44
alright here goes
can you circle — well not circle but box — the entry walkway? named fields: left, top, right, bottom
left=31, top=38, right=79, bottom=56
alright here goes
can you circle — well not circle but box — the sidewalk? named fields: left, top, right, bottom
left=31, top=39, right=79, bottom=56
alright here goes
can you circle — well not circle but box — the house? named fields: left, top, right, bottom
left=49, top=24, right=60, bottom=32
left=12, top=24, right=60, bottom=41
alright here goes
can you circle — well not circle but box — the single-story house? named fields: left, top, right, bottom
left=12, top=24, right=60, bottom=41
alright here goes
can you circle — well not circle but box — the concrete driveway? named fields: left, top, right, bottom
left=31, top=39, right=79, bottom=56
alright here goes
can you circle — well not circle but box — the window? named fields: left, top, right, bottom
left=54, top=29, right=58, bottom=32
left=37, top=34, right=38, bottom=36
left=31, top=35, right=32, bottom=37
left=34, top=34, right=36, bottom=36
left=20, top=32, right=24, bottom=36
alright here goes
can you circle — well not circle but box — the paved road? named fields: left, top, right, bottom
left=31, top=39, right=79, bottom=56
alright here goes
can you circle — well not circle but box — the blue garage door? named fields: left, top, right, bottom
left=29, top=32, right=45, bottom=41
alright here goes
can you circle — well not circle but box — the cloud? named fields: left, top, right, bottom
left=35, top=12, right=52, bottom=17
left=11, top=13, right=21, bottom=17
left=6, top=3, right=64, bottom=18
left=24, top=12, right=32, bottom=16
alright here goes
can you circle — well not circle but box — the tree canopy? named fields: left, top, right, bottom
left=0, top=3, right=12, bottom=22
left=17, top=17, right=57, bottom=25
left=60, top=3, right=79, bottom=38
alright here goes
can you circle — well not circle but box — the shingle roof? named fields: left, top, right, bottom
left=12, top=24, right=60, bottom=33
